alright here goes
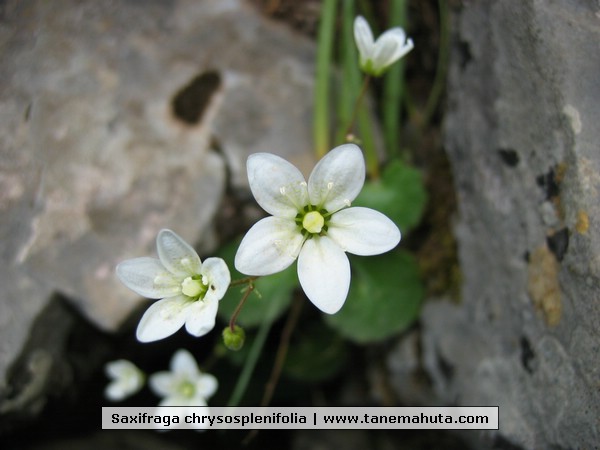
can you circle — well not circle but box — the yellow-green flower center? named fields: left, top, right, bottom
left=302, top=211, right=325, bottom=234
left=181, top=276, right=207, bottom=299
left=178, top=379, right=195, bottom=398
left=295, top=205, right=330, bottom=237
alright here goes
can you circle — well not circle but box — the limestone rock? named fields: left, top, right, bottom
left=0, top=0, right=315, bottom=414
left=388, top=1, right=600, bottom=449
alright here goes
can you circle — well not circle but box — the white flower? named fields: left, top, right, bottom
left=354, top=15, right=414, bottom=76
left=116, top=229, right=231, bottom=342
left=234, top=144, right=401, bottom=314
left=104, top=359, right=145, bottom=401
left=149, top=349, right=217, bottom=407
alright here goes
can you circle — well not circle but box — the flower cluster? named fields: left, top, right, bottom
left=104, top=350, right=217, bottom=414
left=114, top=15, right=408, bottom=342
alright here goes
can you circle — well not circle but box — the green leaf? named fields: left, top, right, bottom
left=216, top=238, right=299, bottom=328
left=353, top=159, right=427, bottom=231
left=284, top=320, right=349, bottom=382
left=325, top=251, right=423, bottom=343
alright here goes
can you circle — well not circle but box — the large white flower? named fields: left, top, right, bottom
left=149, top=349, right=218, bottom=407
left=104, top=359, right=145, bottom=401
left=234, top=144, right=401, bottom=314
left=116, top=229, right=231, bottom=342
left=354, top=15, right=414, bottom=76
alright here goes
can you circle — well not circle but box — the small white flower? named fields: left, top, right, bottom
left=234, top=144, right=401, bottom=314
left=149, top=349, right=218, bottom=407
left=116, top=229, right=231, bottom=342
left=354, top=15, right=414, bottom=76
left=104, top=359, right=145, bottom=401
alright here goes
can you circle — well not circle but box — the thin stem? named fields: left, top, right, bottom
left=260, top=296, right=303, bottom=407
left=229, top=276, right=258, bottom=288
left=343, top=75, right=371, bottom=139
left=229, top=282, right=254, bottom=332
left=226, top=305, right=275, bottom=407
left=420, top=0, right=450, bottom=129
left=243, top=296, right=304, bottom=445
left=314, top=0, right=337, bottom=158
left=383, top=0, right=408, bottom=157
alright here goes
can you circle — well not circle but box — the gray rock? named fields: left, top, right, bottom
left=388, top=1, right=600, bottom=449
left=0, top=0, right=315, bottom=418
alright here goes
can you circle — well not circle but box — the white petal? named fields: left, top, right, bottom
left=116, top=257, right=181, bottom=299
left=105, top=359, right=137, bottom=379
left=373, top=28, right=413, bottom=71
left=308, top=144, right=365, bottom=212
left=105, top=381, right=128, bottom=402
left=149, top=371, right=177, bottom=398
left=196, top=373, right=218, bottom=399
left=184, top=298, right=219, bottom=337
left=354, top=16, right=374, bottom=64
left=200, top=257, right=231, bottom=301
left=136, top=296, right=191, bottom=342
left=327, top=207, right=401, bottom=255
left=235, top=216, right=304, bottom=276
left=297, top=236, right=350, bottom=314
left=157, top=229, right=202, bottom=277
left=171, top=349, right=199, bottom=375
left=247, top=153, right=309, bottom=218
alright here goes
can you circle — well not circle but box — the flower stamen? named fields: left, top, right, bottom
left=181, top=276, right=207, bottom=299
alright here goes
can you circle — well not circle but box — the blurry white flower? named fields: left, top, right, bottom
left=104, top=359, right=145, bottom=401
left=354, top=15, right=413, bottom=76
left=149, top=349, right=218, bottom=407
left=235, top=144, right=401, bottom=314
left=116, top=229, right=230, bottom=342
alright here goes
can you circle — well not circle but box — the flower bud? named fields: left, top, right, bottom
left=222, top=325, right=246, bottom=351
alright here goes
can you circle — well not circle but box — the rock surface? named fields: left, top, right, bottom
left=389, top=1, right=600, bottom=449
left=0, top=0, right=315, bottom=418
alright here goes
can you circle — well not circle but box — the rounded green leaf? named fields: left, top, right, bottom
left=325, top=251, right=423, bottom=343
left=353, top=159, right=427, bottom=231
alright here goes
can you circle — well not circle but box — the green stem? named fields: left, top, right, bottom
left=420, top=0, right=450, bottom=129
left=229, top=282, right=254, bottom=332
left=314, top=0, right=337, bottom=158
left=229, top=276, right=258, bottom=288
left=259, top=296, right=303, bottom=407
left=343, top=75, right=371, bottom=139
left=226, top=302, right=276, bottom=407
left=383, top=0, right=408, bottom=156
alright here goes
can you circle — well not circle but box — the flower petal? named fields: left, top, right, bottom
left=136, top=296, right=191, bottom=342
left=354, top=15, right=374, bottom=65
left=149, top=371, right=177, bottom=398
left=297, top=236, right=350, bottom=314
left=104, top=360, right=144, bottom=401
left=247, top=153, right=309, bottom=218
left=327, top=207, right=401, bottom=255
left=235, top=216, right=304, bottom=276
left=170, top=349, right=199, bottom=375
left=373, top=28, right=413, bottom=72
left=196, top=373, right=218, bottom=399
left=200, top=257, right=231, bottom=301
left=157, top=229, right=202, bottom=277
left=116, top=257, right=181, bottom=299
left=184, top=298, right=219, bottom=337
left=308, top=144, right=365, bottom=212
